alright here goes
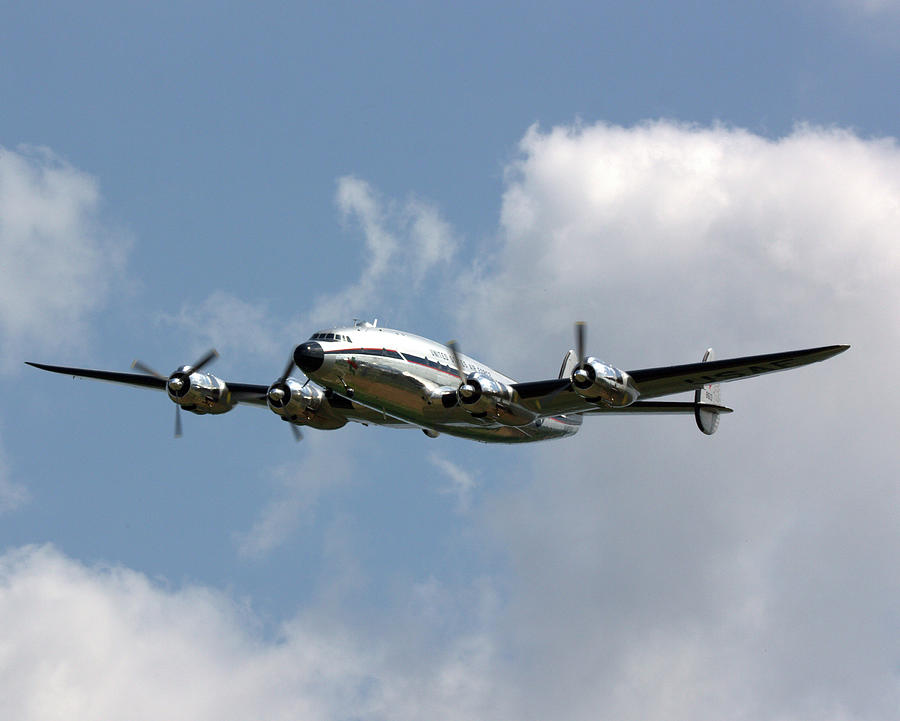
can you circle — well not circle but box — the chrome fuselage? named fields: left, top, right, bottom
left=295, top=323, right=581, bottom=443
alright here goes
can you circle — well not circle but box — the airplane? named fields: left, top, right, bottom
left=26, top=320, right=848, bottom=444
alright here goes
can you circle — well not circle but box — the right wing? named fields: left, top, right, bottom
left=625, top=344, right=849, bottom=400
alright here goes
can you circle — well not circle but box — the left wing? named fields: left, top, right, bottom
left=511, top=344, right=849, bottom=416
left=25, top=362, right=270, bottom=406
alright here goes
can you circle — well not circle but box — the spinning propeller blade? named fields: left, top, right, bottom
left=131, top=349, right=220, bottom=438
left=186, top=349, right=218, bottom=374
left=446, top=340, right=476, bottom=400
left=575, top=321, right=586, bottom=365
left=131, top=360, right=166, bottom=380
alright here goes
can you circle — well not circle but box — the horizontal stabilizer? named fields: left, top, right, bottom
left=583, top=401, right=733, bottom=415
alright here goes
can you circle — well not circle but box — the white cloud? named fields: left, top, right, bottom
left=0, top=545, right=503, bottom=721
left=464, top=120, right=900, bottom=721
left=235, top=434, right=354, bottom=558
left=302, top=176, right=457, bottom=328
left=0, top=146, right=130, bottom=371
left=460, top=122, right=899, bottom=375
left=164, top=177, right=458, bottom=360
left=159, top=290, right=286, bottom=364
left=429, top=454, right=477, bottom=511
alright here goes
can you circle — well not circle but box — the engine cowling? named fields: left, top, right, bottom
left=572, top=358, right=639, bottom=407
left=166, top=368, right=235, bottom=415
left=266, top=378, right=346, bottom=430
left=458, top=372, right=536, bottom=426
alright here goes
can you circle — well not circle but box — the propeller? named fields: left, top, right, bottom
left=185, top=349, right=219, bottom=375
left=131, top=349, right=219, bottom=438
left=575, top=321, right=586, bottom=366
left=541, top=322, right=589, bottom=403
left=572, top=322, right=590, bottom=385
left=266, top=352, right=303, bottom=441
left=447, top=340, right=476, bottom=401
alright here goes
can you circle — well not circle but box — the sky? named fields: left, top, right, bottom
left=1, top=2, right=899, bottom=719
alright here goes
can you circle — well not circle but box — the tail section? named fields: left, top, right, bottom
left=695, top=348, right=723, bottom=435
left=558, top=349, right=578, bottom=379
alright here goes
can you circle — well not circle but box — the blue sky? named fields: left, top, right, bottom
left=2, top=3, right=899, bottom=719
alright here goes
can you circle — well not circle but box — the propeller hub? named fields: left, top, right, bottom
left=267, top=385, right=287, bottom=407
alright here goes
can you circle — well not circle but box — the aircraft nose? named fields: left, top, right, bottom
left=293, top=341, right=324, bottom=373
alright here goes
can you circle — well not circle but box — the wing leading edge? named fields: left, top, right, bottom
left=24, top=362, right=270, bottom=405
left=511, top=344, right=849, bottom=416
left=626, top=344, right=849, bottom=400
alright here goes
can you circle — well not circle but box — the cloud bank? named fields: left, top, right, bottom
left=461, top=121, right=899, bottom=374
left=0, top=545, right=500, bottom=721
left=467, top=120, right=900, bottom=721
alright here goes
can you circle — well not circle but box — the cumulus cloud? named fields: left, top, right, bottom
left=460, top=122, right=899, bottom=375
left=303, top=176, right=457, bottom=328
left=0, top=545, right=502, bottom=721
left=464, top=120, right=900, bottom=721
left=0, top=146, right=130, bottom=371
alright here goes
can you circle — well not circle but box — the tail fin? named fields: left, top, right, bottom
left=695, top=348, right=723, bottom=435
left=558, top=349, right=578, bottom=379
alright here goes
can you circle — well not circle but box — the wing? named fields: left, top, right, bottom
left=625, top=344, right=849, bottom=400
left=25, top=362, right=270, bottom=406
left=511, top=344, right=849, bottom=415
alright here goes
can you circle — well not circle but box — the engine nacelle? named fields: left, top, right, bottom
left=459, top=372, right=536, bottom=426
left=266, top=378, right=346, bottom=430
left=572, top=358, right=639, bottom=407
left=166, top=368, right=235, bottom=415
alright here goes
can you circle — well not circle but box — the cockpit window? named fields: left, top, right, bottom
left=308, top=332, right=351, bottom=342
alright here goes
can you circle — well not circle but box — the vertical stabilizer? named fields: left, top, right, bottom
left=558, top=349, right=578, bottom=379
left=695, top=348, right=723, bottom=435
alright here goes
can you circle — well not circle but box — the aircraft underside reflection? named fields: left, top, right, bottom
left=27, top=320, right=848, bottom=444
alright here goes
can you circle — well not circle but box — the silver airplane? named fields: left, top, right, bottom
left=26, top=320, right=848, bottom=444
